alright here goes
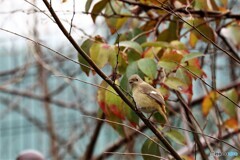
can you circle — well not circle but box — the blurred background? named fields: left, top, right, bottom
left=0, top=0, right=117, bottom=159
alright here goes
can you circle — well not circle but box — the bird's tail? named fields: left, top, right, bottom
left=157, top=105, right=168, bottom=124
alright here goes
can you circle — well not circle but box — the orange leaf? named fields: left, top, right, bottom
left=161, top=50, right=183, bottom=63
left=223, top=118, right=239, bottom=130
left=202, top=91, right=218, bottom=116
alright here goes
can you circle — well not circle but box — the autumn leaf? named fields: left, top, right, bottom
left=223, top=118, right=239, bottom=130
left=141, top=138, right=161, bottom=160
left=220, top=89, right=239, bottom=118
left=202, top=91, right=219, bottom=116
left=90, top=43, right=117, bottom=68
left=185, top=18, right=215, bottom=42
left=97, top=80, right=139, bottom=132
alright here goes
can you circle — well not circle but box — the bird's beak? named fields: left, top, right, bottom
left=129, top=80, right=133, bottom=84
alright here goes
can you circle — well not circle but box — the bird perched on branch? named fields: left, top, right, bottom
left=128, top=74, right=168, bottom=123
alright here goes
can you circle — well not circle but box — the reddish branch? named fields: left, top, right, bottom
left=118, top=0, right=240, bottom=20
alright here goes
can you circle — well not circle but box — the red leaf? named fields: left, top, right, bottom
left=98, top=101, right=109, bottom=115
left=109, top=104, right=125, bottom=120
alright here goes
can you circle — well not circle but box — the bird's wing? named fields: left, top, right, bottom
left=140, top=83, right=165, bottom=105
left=148, top=90, right=165, bottom=105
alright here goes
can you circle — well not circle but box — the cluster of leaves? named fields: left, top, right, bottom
left=78, top=0, right=240, bottom=158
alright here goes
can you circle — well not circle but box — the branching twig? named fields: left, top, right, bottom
left=84, top=113, right=105, bottom=160
left=42, top=1, right=182, bottom=159
left=175, top=91, right=209, bottom=160
left=93, top=125, right=147, bottom=160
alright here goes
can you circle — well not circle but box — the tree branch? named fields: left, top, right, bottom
left=93, top=125, right=147, bottom=160
left=84, top=113, right=105, bottom=160
left=175, top=91, right=208, bottom=160
left=42, top=0, right=182, bottom=159
left=118, top=0, right=240, bottom=20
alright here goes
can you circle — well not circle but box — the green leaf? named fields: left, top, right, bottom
left=138, top=58, right=157, bottom=79
left=119, top=41, right=143, bottom=54
left=176, top=68, right=192, bottom=86
left=220, top=89, right=238, bottom=118
left=157, top=19, right=182, bottom=42
left=117, top=53, right=128, bottom=74
left=141, top=138, right=161, bottom=160
left=153, top=112, right=167, bottom=123
left=141, top=41, right=170, bottom=48
left=90, top=43, right=108, bottom=68
left=91, top=0, right=108, bottom=23
left=185, top=65, right=205, bottom=78
left=105, top=1, right=128, bottom=34
left=126, top=61, right=144, bottom=78
left=79, top=39, right=93, bottom=75
left=185, top=18, right=215, bottom=42
left=181, top=52, right=204, bottom=63
left=126, top=28, right=147, bottom=44
left=78, top=55, right=90, bottom=76
left=164, top=77, right=188, bottom=91
left=165, top=130, right=186, bottom=145
left=119, top=28, right=147, bottom=44
left=120, top=74, right=129, bottom=92
left=85, top=0, right=93, bottom=12
left=158, top=60, right=178, bottom=71
left=97, top=81, right=125, bottom=136
left=90, top=43, right=117, bottom=68
left=127, top=50, right=141, bottom=63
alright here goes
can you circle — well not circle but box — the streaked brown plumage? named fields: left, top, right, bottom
left=128, top=74, right=167, bottom=122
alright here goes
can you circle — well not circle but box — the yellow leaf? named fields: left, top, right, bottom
left=223, top=118, right=239, bottom=130
left=190, top=32, right=198, bottom=47
left=202, top=91, right=218, bottom=116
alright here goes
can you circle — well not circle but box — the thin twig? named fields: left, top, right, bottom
left=0, top=28, right=93, bottom=70
left=42, top=1, right=182, bottom=159
left=103, top=152, right=167, bottom=159
left=175, top=91, right=209, bottom=159
left=53, top=75, right=119, bottom=95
